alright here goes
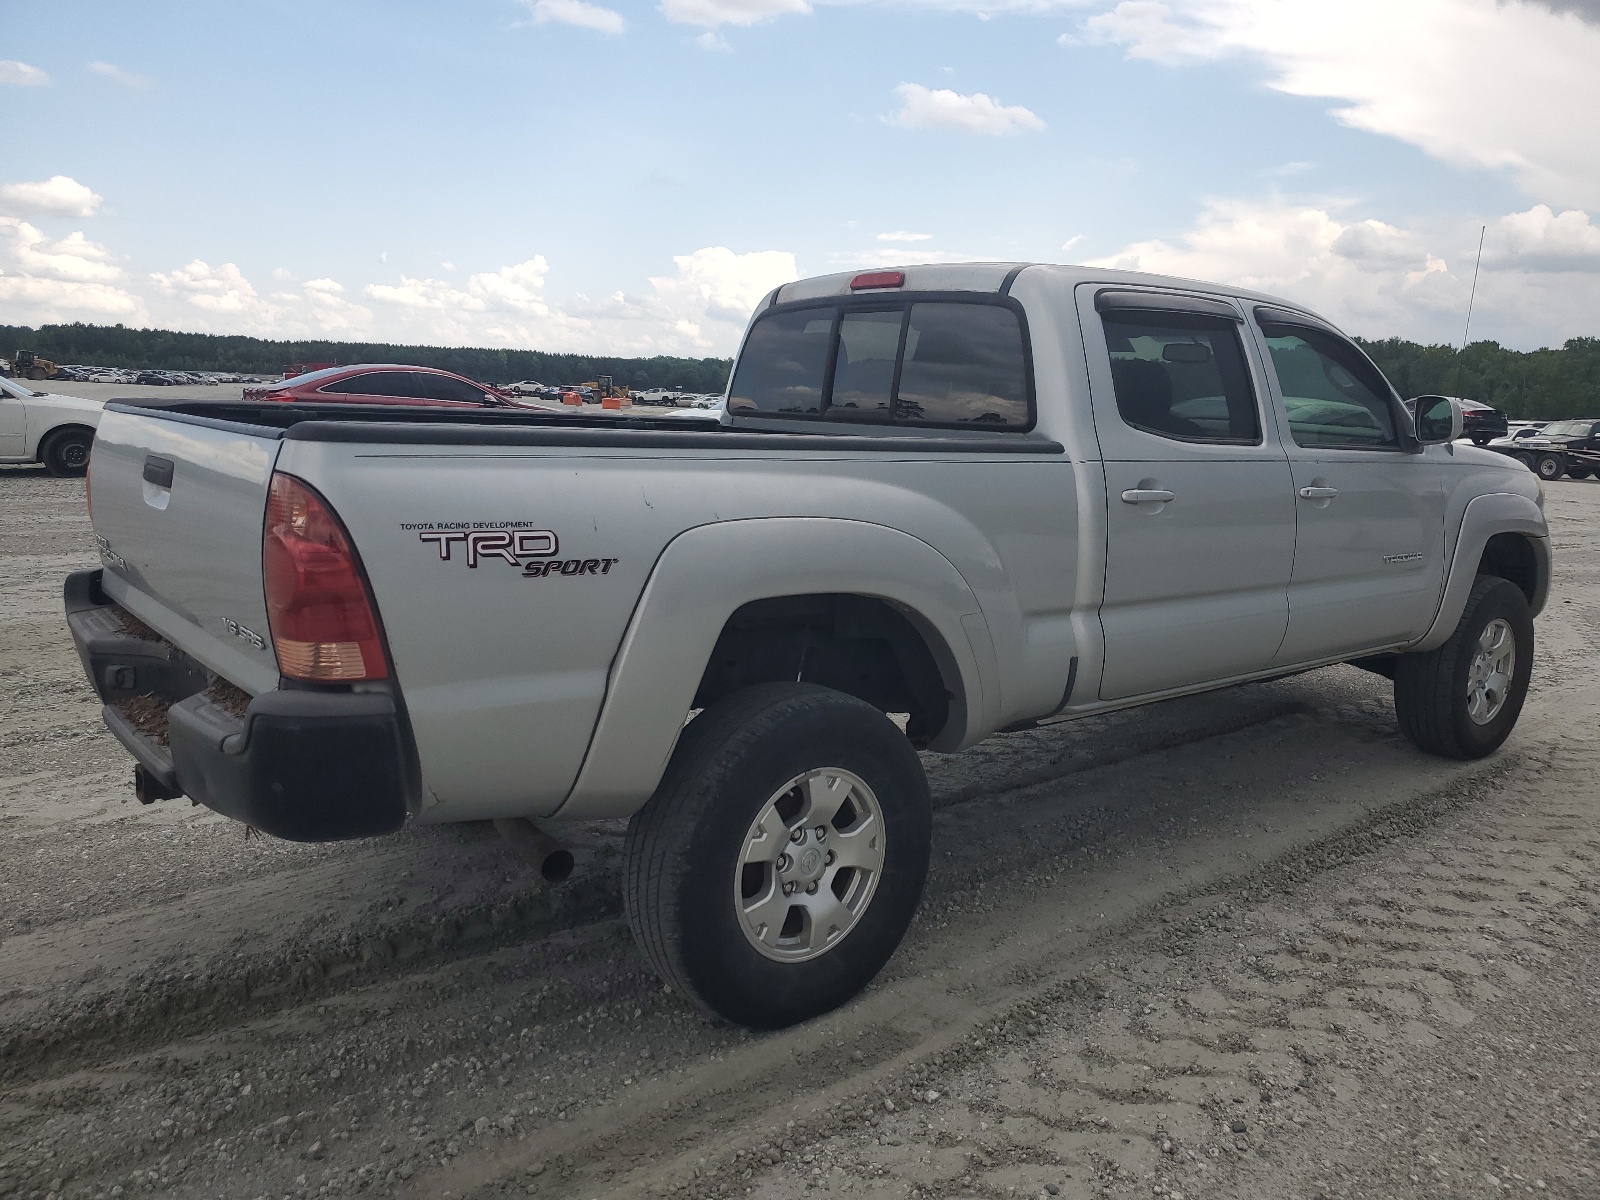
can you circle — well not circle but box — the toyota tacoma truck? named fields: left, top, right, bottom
left=65, top=263, right=1551, bottom=1029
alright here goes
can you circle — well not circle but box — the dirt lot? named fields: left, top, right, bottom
left=2, top=464, right=1597, bottom=1200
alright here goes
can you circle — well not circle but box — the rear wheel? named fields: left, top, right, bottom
left=622, top=682, right=931, bottom=1029
left=1513, top=452, right=1536, bottom=471
left=1393, top=575, right=1533, bottom=760
left=1535, top=453, right=1565, bottom=481
left=40, top=427, right=93, bottom=477
left=1567, top=465, right=1593, bottom=480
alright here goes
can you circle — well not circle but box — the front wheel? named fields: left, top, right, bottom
left=1471, top=435, right=1492, bottom=447
left=40, top=427, right=93, bottom=477
left=622, top=682, right=931, bottom=1029
left=1535, top=453, right=1565, bottom=481
left=1393, top=575, right=1533, bottom=760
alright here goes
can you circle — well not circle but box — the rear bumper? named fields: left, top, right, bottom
left=65, top=568, right=420, bottom=841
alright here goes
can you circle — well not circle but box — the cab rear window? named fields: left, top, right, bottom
left=728, top=298, right=1033, bottom=429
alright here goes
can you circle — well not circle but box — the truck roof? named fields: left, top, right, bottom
left=770, top=261, right=1319, bottom=327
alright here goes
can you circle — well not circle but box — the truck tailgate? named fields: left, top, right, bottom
left=89, top=408, right=283, bottom=695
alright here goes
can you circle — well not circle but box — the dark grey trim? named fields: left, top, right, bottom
left=287, top=422, right=1066, bottom=454
left=1252, top=303, right=1338, bottom=335
left=999, top=264, right=1029, bottom=296
left=105, top=402, right=289, bottom=439
left=1095, top=289, right=1241, bottom=321
left=1050, top=656, right=1079, bottom=716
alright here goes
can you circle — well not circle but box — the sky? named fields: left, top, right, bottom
left=3, top=0, right=1599, bottom=356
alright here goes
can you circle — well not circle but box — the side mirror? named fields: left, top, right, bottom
left=1414, top=395, right=1462, bottom=445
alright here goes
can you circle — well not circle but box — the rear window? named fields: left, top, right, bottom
left=728, top=298, right=1032, bottom=429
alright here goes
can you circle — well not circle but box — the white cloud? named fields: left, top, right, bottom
left=890, top=82, right=1045, bottom=135
left=0, top=218, right=144, bottom=324
left=1488, top=204, right=1600, bottom=272
left=521, top=0, right=627, bottom=33
left=828, top=247, right=982, bottom=268
left=696, top=30, right=735, bottom=49
left=1087, top=195, right=1600, bottom=348
left=0, top=175, right=103, bottom=218
left=0, top=60, right=49, bottom=86
left=148, top=259, right=375, bottom=335
left=1061, top=234, right=1084, bottom=252
left=660, top=0, right=811, bottom=27
left=88, top=61, right=152, bottom=89
left=1081, top=0, right=1600, bottom=207
left=648, top=247, right=798, bottom=328
left=877, top=231, right=933, bottom=243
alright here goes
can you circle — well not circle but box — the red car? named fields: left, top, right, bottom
left=244, top=364, right=527, bottom=409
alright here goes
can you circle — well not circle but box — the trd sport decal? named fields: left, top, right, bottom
left=402, top=522, right=618, bottom=580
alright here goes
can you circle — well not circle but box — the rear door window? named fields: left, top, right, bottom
left=412, top=373, right=487, bottom=403
left=1099, top=311, right=1260, bottom=444
left=729, top=298, right=1032, bottom=428
left=727, top=309, right=834, bottom=416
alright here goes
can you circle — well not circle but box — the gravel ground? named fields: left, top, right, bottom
left=0, top=462, right=1596, bottom=1200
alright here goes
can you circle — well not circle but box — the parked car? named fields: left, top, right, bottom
left=1497, top=418, right=1600, bottom=480
left=68, top=262, right=1549, bottom=1030
left=0, top=376, right=102, bottom=475
left=242, top=364, right=527, bottom=409
left=1407, top=395, right=1507, bottom=446
left=503, top=380, right=547, bottom=397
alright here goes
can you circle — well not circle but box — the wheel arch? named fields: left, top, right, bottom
left=1411, top=492, right=1550, bottom=653
left=552, top=517, right=996, bottom=821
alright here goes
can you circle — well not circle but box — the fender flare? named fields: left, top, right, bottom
left=552, top=517, right=997, bottom=820
left=1410, top=492, right=1550, bottom=653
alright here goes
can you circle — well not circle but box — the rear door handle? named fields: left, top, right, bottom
left=1298, top=486, right=1338, bottom=500
left=1120, top=489, right=1176, bottom=504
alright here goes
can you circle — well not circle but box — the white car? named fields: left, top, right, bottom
left=503, top=380, right=547, bottom=396
left=0, top=377, right=103, bottom=476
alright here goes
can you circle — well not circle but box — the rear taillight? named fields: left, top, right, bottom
left=263, top=472, right=388, bottom=682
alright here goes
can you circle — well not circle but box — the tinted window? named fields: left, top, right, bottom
left=320, top=371, right=417, bottom=398
left=413, top=372, right=487, bottom=403
left=895, top=303, right=1029, bottom=427
left=1100, top=311, right=1259, bottom=444
left=1261, top=325, right=1398, bottom=449
left=727, top=309, right=833, bottom=416
left=828, top=309, right=901, bottom=418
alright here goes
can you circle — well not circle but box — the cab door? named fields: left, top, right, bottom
left=1078, top=287, right=1297, bottom=700
left=1249, top=308, right=1446, bottom=664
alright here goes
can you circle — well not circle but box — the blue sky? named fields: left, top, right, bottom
left=3, top=0, right=1598, bottom=353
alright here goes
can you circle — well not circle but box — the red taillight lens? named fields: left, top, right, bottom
left=263, top=472, right=388, bottom=682
left=850, top=270, right=905, bottom=291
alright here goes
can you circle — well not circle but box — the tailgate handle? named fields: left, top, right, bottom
left=143, top=455, right=175, bottom=489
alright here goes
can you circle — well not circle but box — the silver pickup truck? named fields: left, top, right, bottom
left=65, top=263, right=1550, bottom=1029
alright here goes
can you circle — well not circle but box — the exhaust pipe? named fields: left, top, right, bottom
left=492, top=818, right=575, bottom=884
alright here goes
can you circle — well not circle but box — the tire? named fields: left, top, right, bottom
left=1567, top=466, right=1593, bottom=480
left=1513, top=452, right=1536, bottom=471
left=622, top=682, right=931, bottom=1029
left=1535, top=453, right=1565, bottom=481
left=40, top=427, right=93, bottom=477
left=1470, top=435, right=1492, bottom=447
left=1393, top=575, right=1533, bottom=760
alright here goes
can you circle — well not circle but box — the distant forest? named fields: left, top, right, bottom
left=4, top=322, right=1596, bottom=419
left=1355, top=335, right=1600, bottom=421
left=0, top=323, right=734, bottom=394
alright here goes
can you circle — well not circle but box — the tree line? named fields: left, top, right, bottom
left=0, top=323, right=734, bottom=394
left=1352, top=336, right=1598, bottom=421
left=4, top=321, right=1596, bottom=419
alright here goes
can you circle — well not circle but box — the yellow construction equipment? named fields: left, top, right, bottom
left=9, top=350, right=59, bottom=381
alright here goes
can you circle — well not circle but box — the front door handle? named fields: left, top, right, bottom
left=1121, top=489, right=1176, bottom=504
left=1298, top=486, right=1339, bottom=500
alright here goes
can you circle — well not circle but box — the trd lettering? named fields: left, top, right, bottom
left=521, top=558, right=619, bottom=579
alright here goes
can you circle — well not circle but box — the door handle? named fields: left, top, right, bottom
left=1120, top=489, right=1176, bottom=504
left=1298, top=486, right=1339, bottom=500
